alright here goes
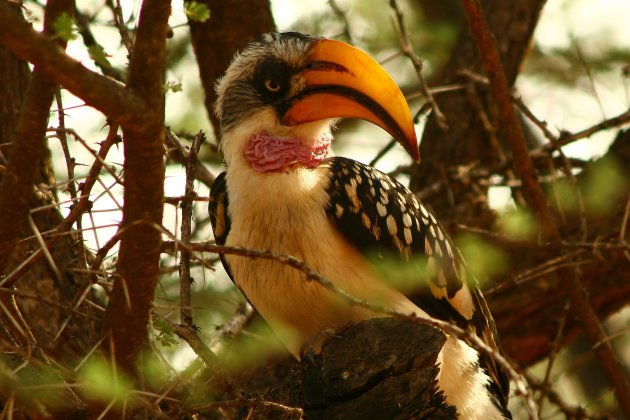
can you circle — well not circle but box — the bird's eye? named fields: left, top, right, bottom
left=264, top=79, right=282, bottom=92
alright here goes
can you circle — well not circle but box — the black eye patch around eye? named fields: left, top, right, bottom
left=253, top=58, right=292, bottom=100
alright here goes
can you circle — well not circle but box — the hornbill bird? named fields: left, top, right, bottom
left=209, top=32, right=511, bottom=419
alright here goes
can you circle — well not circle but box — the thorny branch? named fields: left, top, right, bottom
left=165, top=129, right=215, bottom=188
left=102, top=0, right=172, bottom=376
left=178, top=132, right=205, bottom=328
left=0, top=125, right=120, bottom=290
left=74, top=6, right=125, bottom=81
left=462, top=0, right=554, bottom=236
left=389, top=0, right=447, bottom=131
left=462, top=0, right=630, bottom=415
left=0, top=0, right=75, bottom=270
left=526, top=373, right=611, bottom=420
left=165, top=239, right=539, bottom=419
left=0, top=2, right=146, bottom=128
left=328, top=0, right=353, bottom=44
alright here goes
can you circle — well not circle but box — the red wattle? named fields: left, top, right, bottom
left=244, top=133, right=332, bottom=172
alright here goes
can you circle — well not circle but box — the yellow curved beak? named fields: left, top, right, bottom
left=280, top=39, right=420, bottom=162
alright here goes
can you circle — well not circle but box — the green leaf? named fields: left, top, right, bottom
left=153, top=318, right=179, bottom=348
left=164, top=80, right=183, bottom=93
left=88, top=45, right=110, bottom=68
left=53, top=12, right=78, bottom=42
left=184, top=2, right=211, bottom=22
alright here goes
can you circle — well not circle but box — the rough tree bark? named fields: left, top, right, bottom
left=188, top=0, right=276, bottom=139
left=0, top=0, right=171, bottom=404
left=492, top=131, right=630, bottom=365
left=0, top=1, right=98, bottom=366
left=410, top=0, right=547, bottom=221
left=102, top=0, right=171, bottom=376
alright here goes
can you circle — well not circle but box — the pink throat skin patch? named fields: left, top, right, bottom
left=244, top=133, right=332, bottom=173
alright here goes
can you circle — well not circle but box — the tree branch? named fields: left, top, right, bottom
left=0, top=0, right=74, bottom=268
left=0, top=2, right=146, bottom=127
left=179, top=132, right=204, bottom=327
left=462, top=1, right=630, bottom=413
left=188, top=0, right=276, bottom=138
left=102, top=0, right=171, bottom=376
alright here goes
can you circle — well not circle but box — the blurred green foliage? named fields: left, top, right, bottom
left=582, top=156, right=626, bottom=216
left=78, top=357, right=133, bottom=407
left=497, top=207, right=537, bottom=241
left=550, top=156, right=626, bottom=217
left=218, top=318, right=289, bottom=372
left=371, top=253, right=430, bottom=294
left=291, top=0, right=458, bottom=85
left=525, top=43, right=630, bottom=87
left=0, top=361, right=66, bottom=411
left=455, top=234, right=508, bottom=285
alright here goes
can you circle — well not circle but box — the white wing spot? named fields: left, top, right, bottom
left=434, top=240, right=443, bottom=257
left=445, top=240, right=453, bottom=258
left=345, top=181, right=360, bottom=210
left=372, top=225, right=381, bottom=240
left=412, top=197, right=420, bottom=209
left=422, top=217, right=430, bottom=225
left=449, top=283, right=475, bottom=319
left=361, top=212, right=371, bottom=229
left=380, top=192, right=389, bottom=205
left=402, top=213, right=412, bottom=227
left=381, top=181, right=390, bottom=191
left=404, top=227, right=413, bottom=245
left=425, top=237, right=433, bottom=255
left=437, top=228, right=445, bottom=241
left=376, top=202, right=387, bottom=217
left=420, top=205, right=429, bottom=218
left=403, top=246, right=411, bottom=259
left=386, top=214, right=398, bottom=235
left=335, top=203, right=344, bottom=218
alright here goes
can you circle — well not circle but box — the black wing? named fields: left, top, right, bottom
left=323, top=157, right=510, bottom=415
left=208, top=171, right=233, bottom=279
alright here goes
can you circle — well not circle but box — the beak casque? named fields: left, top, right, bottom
left=281, top=39, right=420, bottom=162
